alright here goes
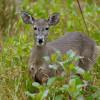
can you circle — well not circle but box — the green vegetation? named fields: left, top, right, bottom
left=0, top=0, right=100, bottom=100
left=26, top=50, right=100, bottom=100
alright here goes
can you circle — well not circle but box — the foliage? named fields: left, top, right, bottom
left=25, top=50, right=100, bottom=100
left=0, top=0, right=100, bottom=100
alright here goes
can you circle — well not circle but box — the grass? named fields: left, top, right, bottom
left=0, top=0, right=100, bottom=100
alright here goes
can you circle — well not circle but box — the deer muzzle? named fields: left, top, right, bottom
left=36, top=35, right=45, bottom=46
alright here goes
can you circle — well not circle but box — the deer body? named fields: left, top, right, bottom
left=21, top=12, right=98, bottom=84
left=48, top=32, right=96, bottom=70
left=28, top=32, right=96, bottom=83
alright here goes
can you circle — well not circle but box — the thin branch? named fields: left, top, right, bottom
left=76, top=0, right=89, bottom=36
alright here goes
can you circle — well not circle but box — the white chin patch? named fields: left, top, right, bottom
left=36, top=42, right=44, bottom=46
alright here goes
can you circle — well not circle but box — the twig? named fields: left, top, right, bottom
left=76, top=0, right=89, bottom=36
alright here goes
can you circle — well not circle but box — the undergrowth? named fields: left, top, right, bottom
left=26, top=50, right=100, bottom=100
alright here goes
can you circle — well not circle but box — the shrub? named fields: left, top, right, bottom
left=26, top=50, right=100, bottom=100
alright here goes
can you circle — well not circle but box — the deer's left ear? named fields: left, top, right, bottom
left=48, top=13, right=60, bottom=25
left=21, top=11, right=35, bottom=24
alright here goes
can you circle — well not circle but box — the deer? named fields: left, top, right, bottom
left=21, top=12, right=100, bottom=84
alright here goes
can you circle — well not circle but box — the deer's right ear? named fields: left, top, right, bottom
left=21, top=12, right=35, bottom=24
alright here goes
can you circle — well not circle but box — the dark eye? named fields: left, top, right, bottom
left=34, top=27, right=37, bottom=30
left=45, top=27, right=49, bottom=30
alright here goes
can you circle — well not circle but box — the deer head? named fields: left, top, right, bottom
left=21, top=11, right=60, bottom=47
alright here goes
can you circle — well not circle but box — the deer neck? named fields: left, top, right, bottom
left=35, top=45, right=47, bottom=58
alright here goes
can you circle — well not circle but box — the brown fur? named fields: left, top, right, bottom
left=21, top=12, right=97, bottom=84
left=29, top=32, right=97, bottom=84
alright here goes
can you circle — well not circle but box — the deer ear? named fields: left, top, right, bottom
left=21, top=11, right=35, bottom=24
left=48, top=13, right=60, bottom=25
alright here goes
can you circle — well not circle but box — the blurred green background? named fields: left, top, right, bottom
left=0, top=0, right=100, bottom=99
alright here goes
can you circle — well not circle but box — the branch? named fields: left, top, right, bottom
left=76, top=0, right=89, bottom=35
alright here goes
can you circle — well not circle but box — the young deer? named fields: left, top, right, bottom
left=21, top=12, right=99, bottom=84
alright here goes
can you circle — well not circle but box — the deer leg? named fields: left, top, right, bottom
left=35, top=64, right=57, bottom=84
left=29, top=64, right=37, bottom=80
left=35, top=67, right=49, bottom=84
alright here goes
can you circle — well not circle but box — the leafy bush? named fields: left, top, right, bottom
left=25, top=50, right=100, bottom=100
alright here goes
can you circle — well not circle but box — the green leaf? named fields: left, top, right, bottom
left=47, top=77, right=56, bottom=86
left=51, top=53, right=57, bottom=62
left=69, top=63, right=75, bottom=70
left=54, top=95, right=64, bottom=100
left=75, top=66, right=85, bottom=75
left=43, top=56, right=50, bottom=62
left=49, top=64, right=58, bottom=70
left=82, top=71, right=92, bottom=80
left=32, top=82, right=41, bottom=88
left=77, top=95, right=84, bottom=100
left=66, top=49, right=76, bottom=59
left=41, top=89, right=49, bottom=100
left=25, top=91, right=36, bottom=98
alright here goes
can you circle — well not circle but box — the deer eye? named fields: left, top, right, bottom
left=45, top=27, right=49, bottom=30
left=34, top=27, right=37, bottom=30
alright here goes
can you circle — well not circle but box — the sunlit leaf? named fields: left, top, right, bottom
left=32, top=82, right=41, bottom=88
left=47, top=77, right=56, bottom=86
left=54, top=95, right=64, bottom=100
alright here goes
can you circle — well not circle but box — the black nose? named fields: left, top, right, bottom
left=38, top=39, right=43, bottom=44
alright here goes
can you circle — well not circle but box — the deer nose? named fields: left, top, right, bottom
left=38, top=38, right=43, bottom=44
